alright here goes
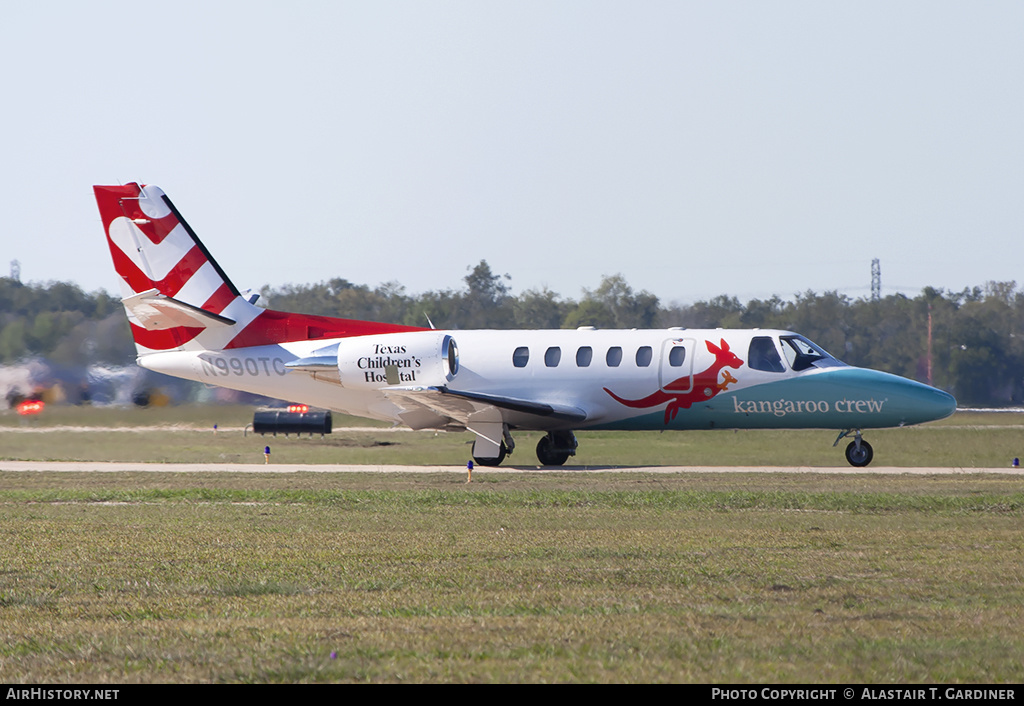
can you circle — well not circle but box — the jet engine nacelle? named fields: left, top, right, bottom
left=332, top=331, right=459, bottom=388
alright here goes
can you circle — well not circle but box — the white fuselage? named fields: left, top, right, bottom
left=139, top=327, right=956, bottom=433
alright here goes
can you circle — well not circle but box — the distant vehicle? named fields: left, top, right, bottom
left=94, top=183, right=956, bottom=467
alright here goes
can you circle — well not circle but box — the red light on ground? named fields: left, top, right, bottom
left=17, top=400, right=44, bottom=416
left=287, top=404, right=309, bottom=413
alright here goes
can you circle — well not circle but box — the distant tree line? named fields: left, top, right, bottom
left=2, top=264, right=1023, bottom=406
left=0, top=278, right=133, bottom=366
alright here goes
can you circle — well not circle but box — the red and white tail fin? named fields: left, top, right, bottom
left=95, top=183, right=423, bottom=356
left=94, top=183, right=259, bottom=355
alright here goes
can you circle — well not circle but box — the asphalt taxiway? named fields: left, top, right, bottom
left=1, top=461, right=1021, bottom=475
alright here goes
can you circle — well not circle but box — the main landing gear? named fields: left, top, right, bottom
left=834, top=429, right=874, bottom=467
left=535, top=431, right=578, bottom=467
left=472, top=441, right=508, bottom=467
left=471, top=428, right=578, bottom=467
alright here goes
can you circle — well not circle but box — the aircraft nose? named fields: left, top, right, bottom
left=915, top=383, right=957, bottom=422
left=870, top=371, right=957, bottom=425
left=821, top=368, right=957, bottom=427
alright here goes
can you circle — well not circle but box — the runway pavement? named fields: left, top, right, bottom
left=1, top=461, right=1022, bottom=474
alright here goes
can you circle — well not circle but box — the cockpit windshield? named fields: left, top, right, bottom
left=748, top=336, right=786, bottom=372
left=779, top=335, right=844, bottom=371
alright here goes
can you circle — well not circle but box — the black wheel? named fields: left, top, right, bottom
left=473, top=442, right=507, bottom=467
left=536, top=435, right=570, bottom=466
left=845, top=439, right=874, bottom=467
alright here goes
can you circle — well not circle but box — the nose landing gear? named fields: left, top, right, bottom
left=835, top=429, right=874, bottom=467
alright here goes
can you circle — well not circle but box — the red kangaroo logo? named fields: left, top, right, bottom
left=604, top=339, right=744, bottom=423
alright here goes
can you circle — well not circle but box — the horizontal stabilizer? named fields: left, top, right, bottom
left=121, top=289, right=236, bottom=331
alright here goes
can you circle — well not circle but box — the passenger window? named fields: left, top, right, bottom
left=545, top=346, right=561, bottom=367
left=576, top=346, right=593, bottom=367
left=748, top=336, right=785, bottom=373
left=606, top=346, right=622, bottom=367
left=513, top=346, right=529, bottom=368
left=668, top=346, right=686, bottom=366
left=636, top=346, right=653, bottom=367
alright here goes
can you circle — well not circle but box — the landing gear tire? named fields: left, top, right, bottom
left=536, top=435, right=570, bottom=466
left=845, top=439, right=874, bottom=467
left=473, top=442, right=507, bottom=467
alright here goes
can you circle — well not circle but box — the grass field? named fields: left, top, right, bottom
left=1, top=406, right=1022, bottom=683
left=2, top=404, right=1024, bottom=467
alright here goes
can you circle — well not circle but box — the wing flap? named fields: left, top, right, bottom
left=382, top=385, right=587, bottom=430
left=439, top=388, right=588, bottom=422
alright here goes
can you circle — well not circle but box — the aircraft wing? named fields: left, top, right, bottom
left=382, top=385, right=588, bottom=430
left=122, top=288, right=236, bottom=331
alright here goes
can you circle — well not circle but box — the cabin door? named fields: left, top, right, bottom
left=659, top=338, right=695, bottom=393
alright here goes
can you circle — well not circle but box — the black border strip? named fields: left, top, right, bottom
left=161, top=194, right=242, bottom=298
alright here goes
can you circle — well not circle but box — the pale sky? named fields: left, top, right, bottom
left=3, top=1, right=1023, bottom=306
